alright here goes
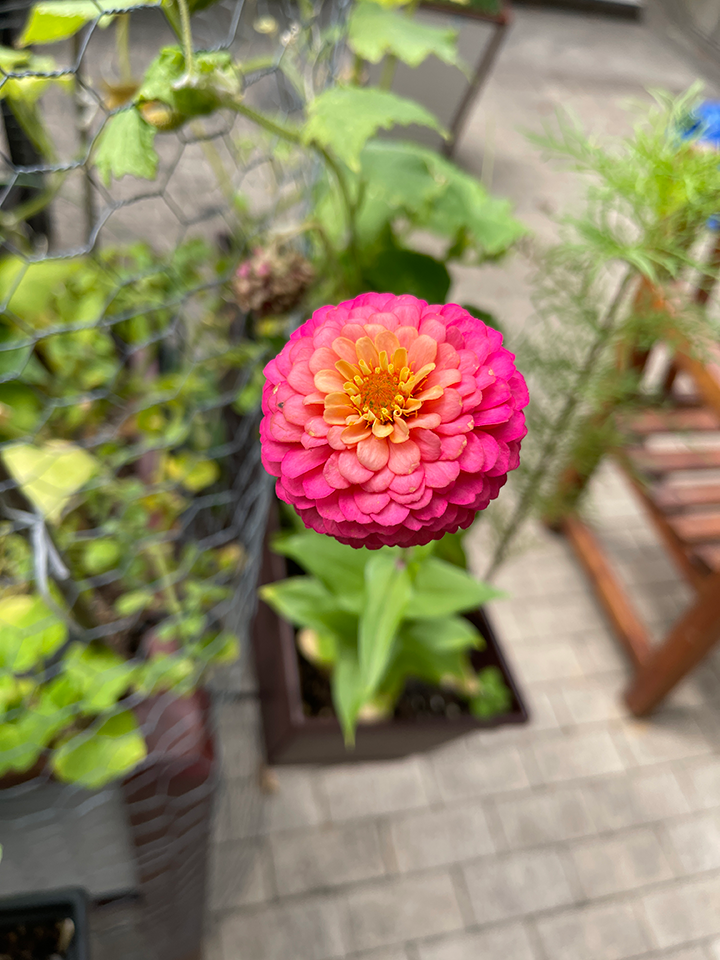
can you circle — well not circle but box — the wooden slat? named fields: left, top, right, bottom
left=674, top=343, right=720, bottom=418
left=626, top=446, right=720, bottom=474
left=626, top=408, right=720, bottom=434
left=653, top=480, right=720, bottom=511
left=562, top=515, right=650, bottom=668
left=665, top=509, right=720, bottom=544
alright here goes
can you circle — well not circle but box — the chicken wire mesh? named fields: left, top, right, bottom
left=0, top=0, right=348, bottom=955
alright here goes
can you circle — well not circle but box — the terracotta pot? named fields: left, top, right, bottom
left=251, top=533, right=529, bottom=766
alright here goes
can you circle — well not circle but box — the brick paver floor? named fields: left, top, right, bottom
left=207, top=6, right=720, bottom=958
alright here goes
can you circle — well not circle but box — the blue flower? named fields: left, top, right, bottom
left=681, top=100, right=720, bottom=148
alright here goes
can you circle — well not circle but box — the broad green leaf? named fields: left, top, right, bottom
left=331, top=648, right=365, bottom=745
left=359, top=552, right=411, bottom=696
left=303, top=88, right=445, bottom=171
left=63, top=643, right=136, bottom=714
left=0, top=257, right=83, bottom=326
left=363, top=0, right=413, bottom=7
left=409, top=557, right=502, bottom=618
left=271, top=530, right=367, bottom=611
left=0, top=48, right=72, bottom=104
left=348, top=3, right=465, bottom=71
left=470, top=666, right=512, bottom=718
left=297, top=627, right=337, bottom=667
left=0, top=383, right=42, bottom=440
left=390, top=634, right=470, bottom=689
left=430, top=529, right=467, bottom=569
left=2, top=440, right=97, bottom=522
left=165, top=453, right=219, bottom=492
left=94, top=109, right=159, bottom=186
left=82, top=538, right=121, bottom=575
left=19, top=0, right=155, bottom=46
left=136, top=47, right=241, bottom=125
left=0, top=594, right=68, bottom=673
left=136, top=654, right=196, bottom=695
left=52, top=709, right=147, bottom=787
left=0, top=722, right=42, bottom=775
left=402, top=615, right=483, bottom=653
left=190, top=630, right=239, bottom=664
left=259, top=577, right=357, bottom=639
left=363, top=247, right=450, bottom=303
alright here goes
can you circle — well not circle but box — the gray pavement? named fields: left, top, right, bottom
left=208, top=5, right=720, bottom=959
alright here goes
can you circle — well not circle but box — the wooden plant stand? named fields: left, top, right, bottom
left=560, top=265, right=720, bottom=715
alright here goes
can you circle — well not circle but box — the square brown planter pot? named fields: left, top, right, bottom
left=251, top=531, right=529, bottom=765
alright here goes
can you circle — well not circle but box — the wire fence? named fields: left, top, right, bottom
left=0, top=0, right=348, bottom=954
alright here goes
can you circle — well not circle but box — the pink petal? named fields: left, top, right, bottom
left=473, top=401, right=515, bottom=426
left=408, top=413, right=442, bottom=430
left=309, top=346, right=340, bottom=374
left=388, top=439, right=421, bottom=475
left=396, top=325, right=419, bottom=350
left=362, top=466, right=394, bottom=492
left=447, top=475, right=486, bottom=505
left=389, top=467, right=424, bottom=495
left=408, top=335, right=438, bottom=371
left=425, top=368, right=462, bottom=390
left=458, top=431, right=496, bottom=473
left=338, top=450, right=375, bottom=484
left=424, top=459, right=460, bottom=489
left=303, top=468, right=335, bottom=500
left=418, top=316, right=446, bottom=342
left=282, top=446, right=328, bottom=479
left=357, top=435, right=389, bottom=471
left=440, top=435, right=468, bottom=461
left=287, top=361, right=315, bottom=394
left=435, top=342, right=460, bottom=370
left=370, top=501, right=410, bottom=526
left=354, top=491, right=391, bottom=514
left=270, top=414, right=304, bottom=443
left=305, top=416, right=330, bottom=439
left=339, top=491, right=373, bottom=523
left=327, top=426, right=349, bottom=451
left=423, top=389, right=463, bottom=422
left=390, top=484, right=429, bottom=506
left=392, top=301, right=422, bottom=327
left=340, top=323, right=367, bottom=342
left=413, top=428, right=441, bottom=462
left=282, top=394, right=312, bottom=426
left=289, top=339, right=313, bottom=363
left=323, top=452, right=351, bottom=489
left=315, top=494, right=345, bottom=522
left=369, top=311, right=400, bottom=331
left=435, top=414, right=474, bottom=436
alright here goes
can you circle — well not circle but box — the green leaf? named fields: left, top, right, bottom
left=19, top=0, right=155, bottom=46
left=0, top=722, right=42, bottom=776
left=0, top=257, right=83, bottom=327
left=63, top=643, right=136, bottom=714
left=0, top=594, right=67, bottom=672
left=52, top=709, right=147, bottom=787
left=402, top=615, right=483, bottom=653
left=136, top=47, right=241, bottom=127
left=94, top=109, right=159, bottom=186
left=165, top=453, right=219, bottom=492
left=470, top=666, right=512, bottom=718
left=363, top=247, right=450, bottom=303
left=0, top=48, right=72, bottom=104
left=304, top=88, right=445, bottom=171
left=331, top=648, right=365, bottom=746
left=271, top=530, right=368, bottom=612
left=115, top=589, right=153, bottom=616
left=259, top=577, right=357, bottom=638
left=2, top=440, right=97, bottom=522
left=135, top=654, right=196, bottom=695
left=348, top=3, right=465, bottom=71
left=82, top=538, right=121, bottom=575
left=430, top=529, right=467, bottom=569
left=359, top=552, right=411, bottom=696
left=409, top=557, right=502, bottom=618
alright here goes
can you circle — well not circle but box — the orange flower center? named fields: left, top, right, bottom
left=352, top=370, right=402, bottom=423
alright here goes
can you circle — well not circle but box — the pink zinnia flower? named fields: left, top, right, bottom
left=260, top=293, right=528, bottom=549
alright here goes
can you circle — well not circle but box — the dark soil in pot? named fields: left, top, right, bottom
left=0, top=889, right=89, bottom=960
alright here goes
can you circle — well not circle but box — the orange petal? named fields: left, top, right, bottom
left=392, top=347, right=408, bottom=371
left=389, top=417, right=410, bottom=443
left=408, top=334, right=438, bottom=371
left=324, top=409, right=353, bottom=425
left=372, top=421, right=394, bottom=438
left=357, top=435, right=389, bottom=471
left=332, top=336, right=360, bottom=363
left=355, top=336, right=379, bottom=370
left=414, top=385, right=444, bottom=402
left=341, top=421, right=372, bottom=444
left=375, top=329, right=400, bottom=359
left=335, top=359, right=360, bottom=382
left=314, top=369, right=346, bottom=393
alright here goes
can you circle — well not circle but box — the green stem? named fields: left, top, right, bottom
left=351, top=53, right=365, bottom=85
left=147, top=544, right=182, bottom=618
left=176, top=0, right=195, bottom=76
left=486, top=270, right=635, bottom=578
left=190, top=122, right=236, bottom=208
left=379, top=0, right=420, bottom=90
left=116, top=14, right=132, bottom=84
left=233, top=101, right=303, bottom=143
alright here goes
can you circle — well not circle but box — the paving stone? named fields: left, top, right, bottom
left=227, top=767, right=324, bottom=838
left=560, top=679, right=625, bottom=725
left=582, top=769, right=690, bottom=830
left=617, top=715, right=713, bottom=767
left=680, top=756, right=720, bottom=810
left=708, top=938, right=720, bottom=960
left=569, top=827, right=674, bottom=898
left=655, top=947, right=712, bottom=960
left=319, top=759, right=430, bottom=822
left=417, top=921, right=538, bottom=960
left=529, top=730, right=625, bottom=784
left=641, top=875, right=720, bottom=948
left=389, top=803, right=495, bottom=872
left=665, top=811, right=720, bottom=874
left=494, top=786, right=596, bottom=848
left=432, top=746, right=529, bottom=801
left=535, top=901, right=649, bottom=960
left=507, top=640, right=585, bottom=684
left=463, top=848, right=575, bottom=923
left=343, top=872, right=463, bottom=953
left=270, top=821, right=385, bottom=896
left=210, top=839, right=275, bottom=910
left=220, top=895, right=346, bottom=960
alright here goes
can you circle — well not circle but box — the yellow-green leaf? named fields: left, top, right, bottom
left=165, top=453, right=219, bottom=492
left=19, top=0, right=155, bottom=47
left=348, top=3, right=465, bottom=71
left=2, top=441, right=97, bottom=522
left=0, top=594, right=68, bottom=673
left=52, top=709, right=147, bottom=787
left=94, top=109, right=159, bottom=186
